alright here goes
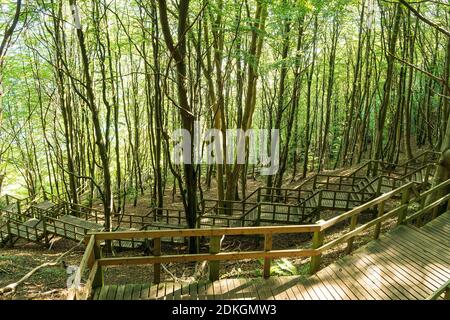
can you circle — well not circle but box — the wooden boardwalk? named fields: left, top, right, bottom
left=92, top=211, right=450, bottom=300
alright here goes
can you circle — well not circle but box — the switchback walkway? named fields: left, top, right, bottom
left=92, top=211, right=450, bottom=300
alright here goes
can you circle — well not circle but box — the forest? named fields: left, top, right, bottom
left=0, top=0, right=449, bottom=301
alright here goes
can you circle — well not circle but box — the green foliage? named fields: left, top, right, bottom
left=257, top=258, right=302, bottom=276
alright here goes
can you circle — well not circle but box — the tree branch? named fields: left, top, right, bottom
left=398, top=0, right=450, bottom=37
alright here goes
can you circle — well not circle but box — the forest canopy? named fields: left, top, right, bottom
left=0, top=0, right=449, bottom=244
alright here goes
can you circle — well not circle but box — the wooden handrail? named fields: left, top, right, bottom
left=89, top=224, right=321, bottom=240
left=319, top=182, right=416, bottom=231
left=318, top=205, right=406, bottom=252
left=405, top=193, right=450, bottom=223
left=73, top=235, right=95, bottom=291
left=97, top=248, right=319, bottom=267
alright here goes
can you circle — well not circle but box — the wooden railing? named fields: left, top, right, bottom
left=400, top=163, right=435, bottom=186
left=198, top=201, right=259, bottom=227
left=42, top=215, right=88, bottom=243
left=1, top=216, right=43, bottom=244
left=311, top=175, right=368, bottom=191
left=406, top=150, right=441, bottom=166
left=349, top=150, right=439, bottom=179
left=0, top=194, right=34, bottom=215
left=71, top=178, right=450, bottom=300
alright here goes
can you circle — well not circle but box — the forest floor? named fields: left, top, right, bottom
left=0, top=165, right=401, bottom=300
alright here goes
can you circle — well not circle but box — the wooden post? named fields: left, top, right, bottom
left=346, top=191, right=351, bottom=209
left=263, top=233, right=272, bottom=279
left=375, top=177, right=382, bottom=197
left=424, top=165, right=431, bottom=186
left=257, top=203, right=261, bottom=226
left=92, top=239, right=103, bottom=288
left=345, top=214, right=359, bottom=254
left=6, top=218, right=13, bottom=247
left=445, top=286, right=450, bottom=300
left=42, top=215, right=49, bottom=247
left=318, top=191, right=322, bottom=207
left=431, top=207, right=438, bottom=220
left=209, top=236, right=221, bottom=281
left=397, top=188, right=410, bottom=226
left=309, top=220, right=324, bottom=274
left=372, top=161, right=379, bottom=177
left=153, top=237, right=161, bottom=284
left=373, top=201, right=385, bottom=239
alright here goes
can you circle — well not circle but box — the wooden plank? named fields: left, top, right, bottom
left=115, top=285, right=126, bottom=300
left=346, top=252, right=401, bottom=299
left=140, top=284, right=150, bottom=300
left=350, top=251, right=415, bottom=300
left=423, top=220, right=450, bottom=233
left=186, top=282, right=198, bottom=300
left=106, top=285, right=118, bottom=300
left=315, top=271, right=345, bottom=299
left=92, top=288, right=101, bottom=300
left=173, top=282, right=182, bottom=300
left=212, top=279, right=222, bottom=299
left=321, top=264, right=363, bottom=300
left=333, top=258, right=383, bottom=300
left=148, top=283, right=158, bottom=300
left=382, top=232, right=450, bottom=275
left=229, top=278, right=246, bottom=300
left=271, top=277, right=297, bottom=300
left=131, top=284, right=142, bottom=300
left=98, top=286, right=109, bottom=300
left=307, top=275, right=336, bottom=300
left=316, top=268, right=354, bottom=300
left=179, top=281, right=191, bottom=300
left=389, top=229, right=450, bottom=264
left=228, top=278, right=242, bottom=300
left=236, top=278, right=256, bottom=300
left=198, top=280, right=210, bottom=300
left=294, top=278, right=314, bottom=300
left=162, top=282, right=175, bottom=300
left=289, top=280, right=308, bottom=300
left=262, top=278, right=281, bottom=300
left=419, top=223, right=450, bottom=239
left=373, top=238, right=448, bottom=287
left=421, top=226, right=449, bottom=239
left=361, top=243, right=433, bottom=298
left=296, top=278, right=319, bottom=300
left=218, top=279, right=229, bottom=300
left=396, top=226, right=450, bottom=255
left=271, top=278, right=291, bottom=300
left=205, top=281, right=215, bottom=300
left=123, top=284, right=134, bottom=300
left=253, top=279, right=275, bottom=300
left=155, top=283, right=166, bottom=300
left=246, top=279, right=262, bottom=300
left=374, top=237, right=450, bottom=284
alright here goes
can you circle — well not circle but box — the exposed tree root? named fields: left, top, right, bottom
left=0, top=239, right=83, bottom=296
